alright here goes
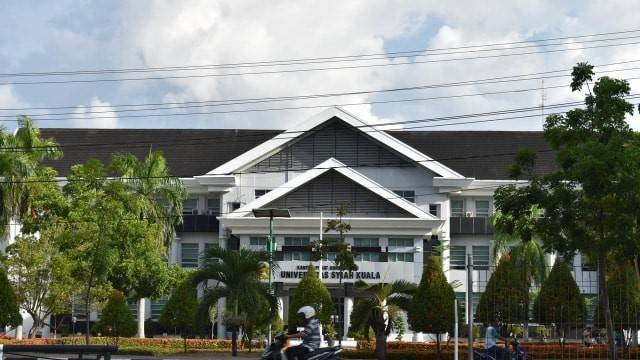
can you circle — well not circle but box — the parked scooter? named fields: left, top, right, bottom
left=260, top=334, right=343, bottom=360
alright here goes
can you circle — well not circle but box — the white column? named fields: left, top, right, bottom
left=343, top=297, right=353, bottom=339
left=137, top=298, right=146, bottom=338
left=16, top=324, right=23, bottom=340
left=277, top=297, right=284, bottom=325
left=217, top=297, right=226, bottom=339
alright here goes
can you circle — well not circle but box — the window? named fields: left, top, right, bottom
left=356, top=252, right=380, bottom=262
left=181, top=243, right=199, bottom=268
left=254, top=189, right=271, bottom=199
left=353, top=238, right=379, bottom=247
left=150, top=296, right=168, bottom=320
left=325, top=252, right=337, bottom=261
left=475, top=200, right=490, bottom=218
left=284, top=237, right=310, bottom=246
left=183, top=198, right=198, bottom=215
left=455, top=292, right=466, bottom=322
left=429, top=204, right=439, bottom=217
left=250, top=237, right=268, bottom=246
left=388, top=238, right=414, bottom=248
left=207, top=198, right=220, bottom=215
left=451, top=199, right=464, bottom=217
left=450, top=245, right=466, bottom=270
left=388, top=252, right=414, bottom=262
left=472, top=246, right=490, bottom=269
left=393, top=190, right=415, bottom=203
left=283, top=251, right=311, bottom=261
left=228, top=202, right=241, bottom=212
left=581, top=254, right=597, bottom=271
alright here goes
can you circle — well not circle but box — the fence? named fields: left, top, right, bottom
left=458, top=256, right=640, bottom=360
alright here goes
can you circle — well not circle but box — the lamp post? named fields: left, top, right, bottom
left=253, top=208, right=291, bottom=342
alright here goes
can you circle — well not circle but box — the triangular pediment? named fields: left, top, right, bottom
left=208, top=107, right=464, bottom=178
left=226, top=158, right=437, bottom=219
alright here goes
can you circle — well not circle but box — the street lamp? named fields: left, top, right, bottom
left=252, top=208, right=291, bottom=342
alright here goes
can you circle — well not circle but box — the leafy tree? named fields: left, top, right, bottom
left=110, top=151, right=185, bottom=338
left=532, top=259, right=585, bottom=343
left=0, top=116, right=61, bottom=237
left=491, top=205, right=547, bottom=340
left=0, top=265, right=21, bottom=327
left=408, top=256, right=455, bottom=357
left=475, top=254, right=527, bottom=327
left=493, top=62, right=639, bottom=359
left=4, top=234, right=75, bottom=338
left=595, top=261, right=640, bottom=349
left=349, top=280, right=416, bottom=360
left=288, top=265, right=333, bottom=329
left=324, top=204, right=359, bottom=285
left=93, top=290, right=137, bottom=339
left=195, top=246, right=274, bottom=357
left=160, top=273, right=198, bottom=352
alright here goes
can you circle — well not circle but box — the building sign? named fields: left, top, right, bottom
left=279, top=265, right=381, bottom=280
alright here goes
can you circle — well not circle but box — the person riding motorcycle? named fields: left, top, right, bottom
left=284, top=306, right=321, bottom=360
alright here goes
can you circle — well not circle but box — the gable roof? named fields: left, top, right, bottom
left=207, top=107, right=465, bottom=178
left=226, top=158, right=437, bottom=219
left=36, top=127, right=556, bottom=180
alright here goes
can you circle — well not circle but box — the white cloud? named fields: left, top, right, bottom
left=71, top=97, right=118, bottom=128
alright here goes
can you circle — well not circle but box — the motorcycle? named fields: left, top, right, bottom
left=260, top=334, right=343, bottom=360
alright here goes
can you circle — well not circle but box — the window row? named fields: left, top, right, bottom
left=182, top=198, right=221, bottom=215
left=449, top=245, right=490, bottom=270
left=450, top=199, right=491, bottom=218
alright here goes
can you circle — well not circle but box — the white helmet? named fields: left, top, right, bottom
left=297, top=306, right=316, bottom=319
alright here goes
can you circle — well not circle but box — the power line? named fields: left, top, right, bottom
left=2, top=96, right=638, bottom=154
left=3, top=29, right=640, bottom=78
left=4, top=40, right=640, bottom=86
left=2, top=59, right=637, bottom=113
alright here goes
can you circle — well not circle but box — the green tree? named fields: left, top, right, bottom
left=493, top=62, right=639, bottom=359
left=349, top=280, right=416, bottom=360
left=595, top=261, right=640, bottom=349
left=324, top=204, right=358, bottom=285
left=0, top=265, right=21, bottom=327
left=110, top=151, right=185, bottom=338
left=4, top=234, right=75, bottom=338
left=491, top=205, right=547, bottom=340
left=408, top=256, right=455, bottom=357
left=160, top=273, right=198, bottom=352
left=288, top=265, right=334, bottom=329
left=195, top=246, right=274, bottom=357
left=475, top=254, right=527, bottom=327
left=93, top=290, right=137, bottom=339
left=0, top=116, right=61, bottom=237
left=532, top=259, right=586, bottom=343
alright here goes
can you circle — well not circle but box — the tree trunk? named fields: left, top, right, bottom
left=85, top=292, right=91, bottom=344
left=634, top=257, right=640, bottom=283
left=137, top=298, right=145, bottom=338
left=375, top=332, right=387, bottom=360
left=183, top=334, right=187, bottom=353
left=523, top=257, right=529, bottom=341
left=231, top=329, right=238, bottom=356
left=436, top=333, right=441, bottom=360
left=597, top=252, right=617, bottom=360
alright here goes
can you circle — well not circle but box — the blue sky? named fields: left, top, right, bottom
left=1, top=0, right=639, bottom=131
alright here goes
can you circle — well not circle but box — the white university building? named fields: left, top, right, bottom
left=3, top=107, right=597, bottom=339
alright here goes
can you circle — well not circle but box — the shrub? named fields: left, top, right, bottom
left=93, top=290, right=137, bottom=338
left=287, top=265, right=333, bottom=329
left=0, top=266, right=21, bottom=327
left=475, top=254, right=526, bottom=326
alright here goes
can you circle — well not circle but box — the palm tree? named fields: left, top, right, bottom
left=349, top=280, right=416, bottom=360
left=110, top=151, right=186, bottom=337
left=0, top=116, right=61, bottom=236
left=195, top=246, right=276, bottom=357
left=491, top=204, right=547, bottom=340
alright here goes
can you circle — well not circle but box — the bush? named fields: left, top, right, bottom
left=475, top=254, right=527, bottom=325
left=0, top=266, right=21, bottom=327
left=93, top=290, right=137, bottom=337
left=287, top=265, right=333, bottom=329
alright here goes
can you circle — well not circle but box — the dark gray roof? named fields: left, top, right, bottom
left=38, top=128, right=555, bottom=179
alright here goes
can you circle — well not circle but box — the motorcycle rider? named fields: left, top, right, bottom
left=284, top=306, right=321, bottom=360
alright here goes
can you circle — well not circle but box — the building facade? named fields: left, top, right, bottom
left=5, top=107, right=597, bottom=339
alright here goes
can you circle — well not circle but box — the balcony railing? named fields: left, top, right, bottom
left=175, top=214, right=219, bottom=233
left=449, top=216, right=494, bottom=235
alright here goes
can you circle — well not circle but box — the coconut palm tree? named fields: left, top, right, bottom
left=0, top=116, right=61, bottom=236
left=491, top=204, right=547, bottom=340
left=110, top=151, right=186, bottom=337
left=195, top=246, right=276, bottom=357
left=349, top=280, right=416, bottom=360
